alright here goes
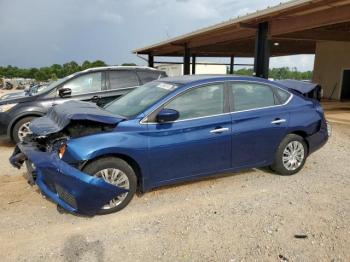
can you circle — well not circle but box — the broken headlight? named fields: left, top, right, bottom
left=0, top=103, right=17, bottom=112
left=58, top=144, right=67, bottom=159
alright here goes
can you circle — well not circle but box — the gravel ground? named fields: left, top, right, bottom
left=0, top=123, right=349, bottom=262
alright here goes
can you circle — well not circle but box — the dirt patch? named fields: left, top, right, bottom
left=0, top=124, right=349, bottom=261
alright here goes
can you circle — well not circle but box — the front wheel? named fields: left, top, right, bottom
left=270, top=134, right=308, bottom=176
left=82, top=157, right=137, bottom=215
left=12, top=116, right=36, bottom=143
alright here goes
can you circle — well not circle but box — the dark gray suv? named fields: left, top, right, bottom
left=0, top=66, right=166, bottom=142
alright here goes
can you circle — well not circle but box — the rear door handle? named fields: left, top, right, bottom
left=271, top=119, right=286, bottom=124
left=210, top=127, right=230, bottom=134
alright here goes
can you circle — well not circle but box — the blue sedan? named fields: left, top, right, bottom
left=10, top=75, right=329, bottom=215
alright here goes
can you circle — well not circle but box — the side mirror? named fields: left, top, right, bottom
left=58, top=88, right=72, bottom=98
left=156, top=109, right=179, bottom=123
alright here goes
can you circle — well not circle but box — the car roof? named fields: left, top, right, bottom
left=160, top=74, right=272, bottom=85
left=81, top=66, right=164, bottom=73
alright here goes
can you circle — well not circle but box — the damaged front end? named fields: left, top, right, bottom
left=9, top=100, right=128, bottom=215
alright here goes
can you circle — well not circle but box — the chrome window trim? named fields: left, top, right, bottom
left=107, top=86, right=138, bottom=92
left=140, top=79, right=293, bottom=125
left=57, top=86, right=138, bottom=97
left=142, top=112, right=233, bottom=124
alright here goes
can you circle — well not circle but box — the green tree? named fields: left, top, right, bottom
left=229, top=67, right=313, bottom=80
left=50, top=73, right=58, bottom=80
left=82, top=60, right=92, bottom=70
left=28, top=68, right=39, bottom=79
left=34, top=71, right=48, bottom=81
left=63, top=61, right=80, bottom=75
left=90, top=60, right=107, bottom=67
left=121, top=63, right=137, bottom=66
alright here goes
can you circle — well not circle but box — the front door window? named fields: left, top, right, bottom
left=165, top=83, right=225, bottom=120
left=62, top=72, right=102, bottom=95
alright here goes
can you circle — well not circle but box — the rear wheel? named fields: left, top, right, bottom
left=12, top=116, right=36, bottom=143
left=270, top=134, right=308, bottom=176
left=82, top=157, right=137, bottom=214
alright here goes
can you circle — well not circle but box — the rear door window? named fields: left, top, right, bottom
left=108, top=71, right=140, bottom=90
left=229, top=82, right=277, bottom=112
left=137, top=71, right=164, bottom=84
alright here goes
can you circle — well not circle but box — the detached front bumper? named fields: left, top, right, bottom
left=10, top=142, right=127, bottom=215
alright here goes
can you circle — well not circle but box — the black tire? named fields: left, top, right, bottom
left=12, top=116, right=36, bottom=143
left=82, top=157, right=137, bottom=215
left=270, top=134, right=308, bottom=176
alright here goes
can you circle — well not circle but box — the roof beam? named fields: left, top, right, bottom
left=270, top=4, right=350, bottom=36
left=238, top=22, right=258, bottom=29
left=277, top=29, right=350, bottom=42
left=187, top=29, right=256, bottom=49
left=269, top=41, right=316, bottom=55
left=190, top=41, right=315, bottom=56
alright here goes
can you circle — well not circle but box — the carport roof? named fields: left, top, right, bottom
left=133, top=0, right=350, bottom=57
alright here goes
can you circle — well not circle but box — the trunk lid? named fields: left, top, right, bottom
left=276, top=79, right=322, bottom=101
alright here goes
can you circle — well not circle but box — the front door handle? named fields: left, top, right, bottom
left=271, top=118, right=286, bottom=125
left=210, top=127, right=230, bottom=134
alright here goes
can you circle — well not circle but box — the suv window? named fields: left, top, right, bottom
left=62, top=72, right=102, bottom=95
left=108, top=71, right=139, bottom=90
left=165, top=84, right=225, bottom=120
left=137, top=71, right=163, bottom=84
left=230, top=83, right=277, bottom=112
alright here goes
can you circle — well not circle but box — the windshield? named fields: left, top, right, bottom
left=29, top=84, right=49, bottom=95
left=105, top=81, right=179, bottom=117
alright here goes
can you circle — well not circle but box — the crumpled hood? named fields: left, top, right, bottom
left=29, top=100, right=125, bottom=136
left=276, top=79, right=320, bottom=94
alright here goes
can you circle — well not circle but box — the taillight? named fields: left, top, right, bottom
left=326, top=121, right=332, bottom=137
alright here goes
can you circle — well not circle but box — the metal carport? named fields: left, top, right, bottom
left=134, top=0, right=350, bottom=99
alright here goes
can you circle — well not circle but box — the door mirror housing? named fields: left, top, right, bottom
left=156, top=109, right=179, bottom=123
left=58, top=88, right=72, bottom=98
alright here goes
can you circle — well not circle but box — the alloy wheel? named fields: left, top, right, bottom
left=282, top=141, right=305, bottom=171
left=94, top=168, right=130, bottom=209
left=18, top=122, right=33, bottom=141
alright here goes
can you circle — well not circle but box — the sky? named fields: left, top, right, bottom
left=0, top=0, right=314, bottom=71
